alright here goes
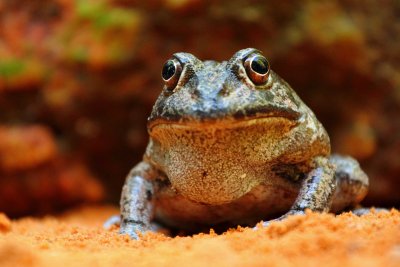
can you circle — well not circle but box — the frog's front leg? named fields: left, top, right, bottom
left=261, top=155, right=369, bottom=227
left=285, top=156, right=337, bottom=216
left=288, top=155, right=369, bottom=216
left=120, top=161, right=156, bottom=239
left=259, top=157, right=336, bottom=227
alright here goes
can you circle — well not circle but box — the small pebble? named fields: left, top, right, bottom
left=0, top=213, right=11, bottom=233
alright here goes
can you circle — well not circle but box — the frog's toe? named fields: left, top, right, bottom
left=119, top=227, right=141, bottom=240
left=253, top=219, right=279, bottom=230
left=253, top=221, right=268, bottom=230
left=119, top=224, right=146, bottom=240
left=253, top=211, right=308, bottom=230
left=103, top=215, right=121, bottom=230
left=351, top=207, right=389, bottom=216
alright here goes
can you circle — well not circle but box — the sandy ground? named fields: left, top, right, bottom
left=0, top=206, right=399, bottom=267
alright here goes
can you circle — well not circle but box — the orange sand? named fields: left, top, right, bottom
left=0, top=206, right=399, bottom=267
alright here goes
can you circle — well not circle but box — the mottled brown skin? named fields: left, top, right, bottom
left=118, top=48, right=369, bottom=239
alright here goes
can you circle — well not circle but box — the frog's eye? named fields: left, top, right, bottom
left=244, top=53, right=270, bottom=85
left=162, top=58, right=182, bottom=91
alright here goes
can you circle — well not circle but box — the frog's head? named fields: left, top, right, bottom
left=148, top=48, right=305, bottom=130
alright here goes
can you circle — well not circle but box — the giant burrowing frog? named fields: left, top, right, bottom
left=119, top=48, right=368, bottom=239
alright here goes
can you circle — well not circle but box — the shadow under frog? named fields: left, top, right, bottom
left=115, top=48, right=368, bottom=239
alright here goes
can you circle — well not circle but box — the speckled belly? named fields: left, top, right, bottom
left=153, top=181, right=300, bottom=230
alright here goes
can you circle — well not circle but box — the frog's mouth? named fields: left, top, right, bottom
left=148, top=116, right=300, bottom=136
left=148, top=108, right=302, bottom=133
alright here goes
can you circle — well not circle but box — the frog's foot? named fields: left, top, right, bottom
left=351, top=207, right=389, bottom=216
left=253, top=210, right=306, bottom=230
left=104, top=215, right=156, bottom=239
left=103, top=215, right=121, bottom=230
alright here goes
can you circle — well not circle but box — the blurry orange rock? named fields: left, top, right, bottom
left=0, top=213, right=11, bottom=233
left=0, top=159, right=104, bottom=217
left=0, top=125, right=104, bottom=217
left=0, top=126, right=57, bottom=172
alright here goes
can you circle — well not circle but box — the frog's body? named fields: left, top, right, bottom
left=119, top=49, right=368, bottom=238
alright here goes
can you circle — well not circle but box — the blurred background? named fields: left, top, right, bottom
left=0, top=0, right=399, bottom=218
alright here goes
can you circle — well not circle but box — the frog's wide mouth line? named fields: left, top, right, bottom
left=148, top=116, right=300, bottom=132
left=147, top=106, right=302, bottom=131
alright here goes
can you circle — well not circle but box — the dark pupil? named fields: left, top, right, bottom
left=162, top=60, right=176, bottom=80
left=251, top=57, right=269, bottom=74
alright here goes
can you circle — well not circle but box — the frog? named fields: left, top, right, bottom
left=118, top=48, right=369, bottom=239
